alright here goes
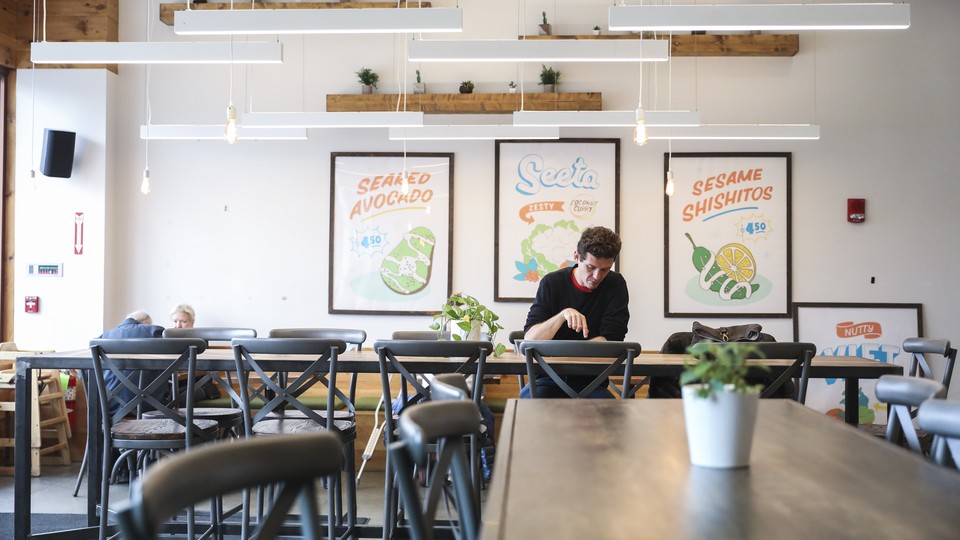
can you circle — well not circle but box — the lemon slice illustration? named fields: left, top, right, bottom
left=715, top=243, right=756, bottom=283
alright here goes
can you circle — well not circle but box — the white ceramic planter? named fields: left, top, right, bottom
left=681, top=384, right=760, bottom=468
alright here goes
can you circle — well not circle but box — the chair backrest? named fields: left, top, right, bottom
left=392, top=330, right=451, bottom=341
left=117, top=432, right=343, bottom=540
left=688, top=341, right=816, bottom=402
left=430, top=373, right=470, bottom=401
left=519, top=340, right=642, bottom=399
left=373, top=340, right=491, bottom=441
left=389, top=400, right=481, bottom=540
left=918, top=399, right=960, bottom=470
left=902, top=337, right=957, bottom=391
left=269, top=328, right=367, bottom=351
left=508, top=330, right=525, bottom=354
left=231, top=338, right=349, bottom=434
left=875, top=374, right=946, bottom=452
left=162, top=327, right=257, bottom=343
left=89, top=338, right=208, bottom=438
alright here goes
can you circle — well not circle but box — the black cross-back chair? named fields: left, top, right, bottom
left=374, top=339, right=492, bottom=540
left=918, top=399, right=960, bottom=470
left=268, top=328, right=367, bottom=420
left=519, top=340, right=642, bottom=399
left=116, top=432, right=344, bottom=540
left=688, top=341, right=817, bottom=402
left=89, top=338, right=220, bottom=540
left=388, top=400, right=482, bottom=540
left=232, top=338, right=357, bottom=540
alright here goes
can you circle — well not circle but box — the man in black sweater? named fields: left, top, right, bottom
left=522, top=226, right=629, bottom=397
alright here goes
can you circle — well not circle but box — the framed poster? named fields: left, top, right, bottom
left=793, top=302, right=923, bottom=425
left=665, top=152, right=791, bottom=317
left=495, top=139, right=620, bottom=302
left=329, top=152, right=453, bottom=314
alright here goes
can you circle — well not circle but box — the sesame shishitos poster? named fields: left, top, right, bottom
left=665, top=153, right=791, bottom=317
left=329, top=153, right=453, bottom=314
left=495, top=139, right=620, bottom=302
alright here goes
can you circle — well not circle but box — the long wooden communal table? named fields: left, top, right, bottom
left=14, top=348, right=901, bottom=539
left=482, top=399, right=960, bottom=540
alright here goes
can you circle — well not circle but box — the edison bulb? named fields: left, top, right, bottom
left=633, top=108, right=648, bottom=146
left=401, top=169, right=410, bottom=195
left=665, top=170, right=676, bottom=196
left=140, top=169, right=151, bottom=195
left=225, top=105, right=239, bottom=145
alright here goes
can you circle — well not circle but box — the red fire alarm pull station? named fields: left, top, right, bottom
left=848, top=198, right=866, bottom=223
left=25, top=296, right=39, bottom=313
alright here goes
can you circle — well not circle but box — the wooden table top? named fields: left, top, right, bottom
left=482, top=399, right=960, bottom=540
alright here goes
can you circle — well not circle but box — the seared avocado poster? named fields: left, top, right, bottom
left=665, top=153, right=791, bottom=317
left=329, top=153, right=452, bottom=314
left=495, top=140, right=620, bottom=301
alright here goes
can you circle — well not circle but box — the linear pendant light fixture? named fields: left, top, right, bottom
left=140, top=124, right=307, bottom=140
left=174, top=8, right=463, bottom=35
left=647, top=124, right=821, bottom=140
left=609, top=3, right=910, bottom=32
left=242, top=112, right=425, bottom=128
left=31, top=41, right=283, bottom=64
left=389, top=125, right=560, bottom=141
left=408, top=39, right=668, bottom=62
left=513, top=110, right=700, bottom=127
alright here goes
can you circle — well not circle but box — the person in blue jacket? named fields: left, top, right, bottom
left=98, top=311, right=165, bottom=417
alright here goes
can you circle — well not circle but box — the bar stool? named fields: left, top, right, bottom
left=875, top=374, right=946, bottom=453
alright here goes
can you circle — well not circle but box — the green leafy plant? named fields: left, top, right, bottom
left=539, top=65, right=560, bottom=86
left=542, top=11, right=548, bottom=24
left=508, top=81, right=517, bottom=89
left=460, top=80, right=475, bottom=91
left=429, top=293, right=507, bottom=357
left=416, top=69, right=422, bottom=84
left=356, top=67, right=379, bottom=88
left=593, top=25, right=601, bottom=31
left=679, top=342, right=769, bottom=398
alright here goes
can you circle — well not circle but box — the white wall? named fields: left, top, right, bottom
left=35, top=1, right=956, bottom=391
left=14, top=70, right=114, bottom=350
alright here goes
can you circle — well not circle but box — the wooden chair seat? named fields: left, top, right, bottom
left=265, top=409, right=354, bottom=420
left=112, top=418, right=219, bottom=441
left=144, top=407, right=244, bottom=425
left=252, top=418, right=357, bottom=438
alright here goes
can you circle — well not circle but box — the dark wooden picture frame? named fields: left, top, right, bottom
left=328, top=152, right=454, bottom=315
left=664, top=152, right=792, bottom=318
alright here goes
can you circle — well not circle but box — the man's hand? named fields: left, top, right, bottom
left=560, top=308, right=589, bottom=338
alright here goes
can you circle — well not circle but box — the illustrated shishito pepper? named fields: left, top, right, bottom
left=685, top=233, right=759, bottom=300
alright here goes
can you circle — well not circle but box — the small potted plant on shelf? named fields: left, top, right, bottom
left=593, top=25, right=602, bottom=36
left=679, top=342, right=769, bottom=469
left=356, top=67, right=379, bottom=94
left=539, top=64, right=560, bottom=93
left=508, top=81, right=517, bottom=93
left=459, top=80, right=475, bottom=94
left=429, top=293, right=507, bottom=356
left=413, top=69, right=425, bottom=94
left=539, top=11, right=551, bottom=36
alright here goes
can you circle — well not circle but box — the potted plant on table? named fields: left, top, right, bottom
left=508, top=81, right=517, bottom=93
left=413, top=69, right=425, bottom=94
left=539, top=11, right=552, bottom=36
left=356, top=67, right=379, bottom=94
left=459, top=80, right=475, bottom=94
left=679, top=342, right=768, bottom=468
left=539, top=64, right=560, bottom=93
left=593, top=25, right=602, bottom=36
left=429, top=293, right=507, bottom=357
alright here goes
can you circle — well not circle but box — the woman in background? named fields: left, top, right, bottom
left=170, top=304, right=195, bottom=329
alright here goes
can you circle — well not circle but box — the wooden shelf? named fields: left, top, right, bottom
left=161, top=2, right=433, bottom=25
left=326, top=93, right=602, bottom=114
left=522, top=34, right=799, bottom=57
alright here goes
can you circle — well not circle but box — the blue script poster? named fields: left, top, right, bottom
left=495, top=139, right=620, bottom=301
left=665, top=153, right=791, bottom=317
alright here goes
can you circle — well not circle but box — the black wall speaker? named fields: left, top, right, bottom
left=40, top=129, right=76, bottom=178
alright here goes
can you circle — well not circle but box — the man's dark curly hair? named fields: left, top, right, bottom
left=576, top=226, right=621, bottom=260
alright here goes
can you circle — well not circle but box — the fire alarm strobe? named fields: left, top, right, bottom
left=25, top=296, right=39, bottom=313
